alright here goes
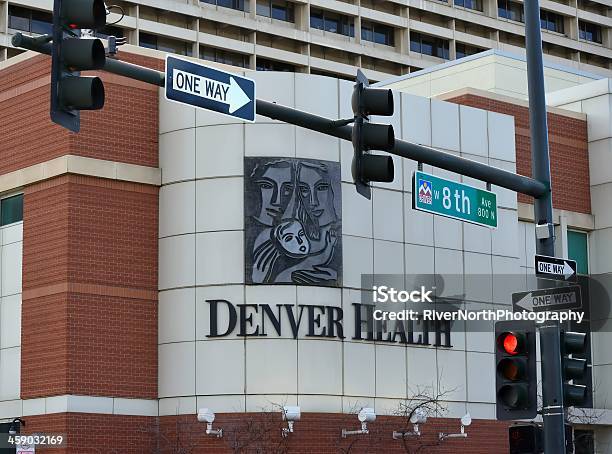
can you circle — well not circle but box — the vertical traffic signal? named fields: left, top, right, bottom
left=495, top=320, right=537, bottom=420
left=351, top=69, right=395, bottom=198
left=51, top=0, right=107, bottom=132
left=561, top=331, right=588, bottom=406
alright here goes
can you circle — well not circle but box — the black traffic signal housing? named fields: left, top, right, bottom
left=509, top=423, right=542, bottom=454
left=351, top=69, right=395, bottom=198
left=495, top=320, right=537, bottom=420
left=561, top=331, right=588, bottom=406
left=51, top=0, right=107, bottom=132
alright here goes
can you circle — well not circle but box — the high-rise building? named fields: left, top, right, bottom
left=0, top=0, right=610, bottom=81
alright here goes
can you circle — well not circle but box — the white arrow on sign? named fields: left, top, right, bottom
left=562, top=261, right=574, bottom=279
left=172, top=68, right=250, bottom=114
left=513, top=287, right=581, bottom=312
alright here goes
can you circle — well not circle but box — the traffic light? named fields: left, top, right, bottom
left=351, top=69, right=395, bottom=198
left=561, top=331, right=588, bottom=406
left=509, top=423, right=542, bottom=454
left=495, top=320, right=537, bottom=420
left=51, top=0, right=107, bottom=132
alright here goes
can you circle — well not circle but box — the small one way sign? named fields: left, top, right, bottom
left=165, top=55, right=256, bottom=122
left=535, top=254, right=577, bottom=282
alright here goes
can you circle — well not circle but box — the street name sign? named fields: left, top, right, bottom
left=512, top=285, right=582, bottom=312
left=165, top=55, right=256, bottom=122
left=534, top=254, right=577, bottom=282
left=413, top=170, right=498, bottom=228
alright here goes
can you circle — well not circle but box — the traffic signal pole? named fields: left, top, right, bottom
left=524, top=0, right=566, bottom=450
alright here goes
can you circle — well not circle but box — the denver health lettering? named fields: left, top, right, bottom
left=206, top=300, right=452, bottom=347
left=413, top=170, right=498, bottom=228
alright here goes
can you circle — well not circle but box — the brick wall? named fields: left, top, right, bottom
left=0, top=53, right=159, bottom=175
left=21, top=413, right=510, bottom=454
left=447, top=94, right=591, bottom=214
left=21, top=175, right=158, bottom=399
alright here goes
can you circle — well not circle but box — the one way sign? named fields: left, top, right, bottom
left=512, top=285, right=582, bottom=312
left=165, top=55, right=255, bottom=122
left=535, top=254, right=577, bottom=282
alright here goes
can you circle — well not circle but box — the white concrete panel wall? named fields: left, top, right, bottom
left=158, top=72, right=523, bottom=419
left=0, top=220, right=22, bottom=403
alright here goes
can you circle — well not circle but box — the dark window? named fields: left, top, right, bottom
left=410, top=32, right=449, bottom=59
left=257, top=0, right=294, bottom=21
left=139, top=33, right=193, bottom=56
left=454, top=0, right=483, bottom=12
left=256, top=58, right=294, bottom=71
left=574, top=430, right=595, bottom=454
left=200, top=46, right=248, bottom=68
left=540, top=10, right=564, bottom=33
left=498, top=0, right=524, bottom=22
left=310, top=8, right=354, bottom=37
left=361, top=20, right=395, bottom=46
left=579, top=20, right=602, bottom=43
left=8, top=6, right=52, bottom=35
left=456, top=42, right=484, bottom=59
left=202, top=0, right=246, bottom=11
left=1, top=195, right=23, bottom=226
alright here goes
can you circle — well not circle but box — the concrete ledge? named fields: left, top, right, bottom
left=518, top=202, right=594, bottom=230
left=0, top=155, right=161, bottom=195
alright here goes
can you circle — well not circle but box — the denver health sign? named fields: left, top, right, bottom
left=413, top=170, right=498, bottom=228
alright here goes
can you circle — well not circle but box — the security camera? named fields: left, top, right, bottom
left=197, top=408, right=215, bottom=424
left=409, top=408, right=427, bottom=425
left=283, top=406, right=301, bottom=422
left=8, top=427, right=16, bottom=436
left=461, top=413, right=472, bottom=427
left=358, top=407, right=376, bottom=423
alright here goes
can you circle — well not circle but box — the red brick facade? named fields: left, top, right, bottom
left=20, top=413, right=510, bottom=453
left=447, top=94, right=591, bottom=214
left=21, top=175, right=158, bottom=399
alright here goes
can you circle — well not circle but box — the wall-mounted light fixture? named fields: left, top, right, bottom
left=281, top=406, right=301, bottom=437
left=393, top=408, right=427, bottom=439
left=197, top=408, right=223, bottom=438
left=8, top=418, right=25, bottom=435
left=342, top=408, right=376, bottom=438
left=439, top=413, right=471, bottom=440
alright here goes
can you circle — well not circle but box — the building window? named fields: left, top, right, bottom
left=498, top=0, right=524, bottom=22
left=410, top=32, right=449, bottom=59
left=256, top=0, right=295, bottom=22
left=0, top=195, right=23, bottom=226
left=456, top=43, right=484, bottom=59
left=139, top=33, right=193, bottom=56
left=454, top=0, right=483, bottom=12
left=256, top=58, right=294, bottom=71
left=361, top=20, right=395, bottom=46
left=200, top=46, right=248, bottom=67
left=8, top=6, right=52, bottom=35
left=574, top=430, right=595, bottom=454
left=310, top=8, right=355, bottom=37
left=579, top=20, right=602, bottom=43
left=540, top=10, right=564, bottom=33
left=201, top=0, right=247, bottom=12
left=568, top=230, right=589, bottom=275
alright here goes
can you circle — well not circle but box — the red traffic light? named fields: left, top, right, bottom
left=498, top=332, right=525, bottom=355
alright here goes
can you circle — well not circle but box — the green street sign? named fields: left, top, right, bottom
left=413, top=170, right=498, bottom=228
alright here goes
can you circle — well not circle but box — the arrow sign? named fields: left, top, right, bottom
left=165, top=55, right=255, bottom=122
left=512, top=285, right=582, bottom=312
left=534, top=254, right=577, bottom=282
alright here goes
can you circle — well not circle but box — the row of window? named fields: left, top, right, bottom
left=0, top=195, right=23, bottom=227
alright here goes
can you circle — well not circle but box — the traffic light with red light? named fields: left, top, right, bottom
left=351, top=69, right=395, bottom=198
left=561, top=331, right=588, bottom=406
left=51, top=0, right=107, bottom=132
left=495, top=320, right=537, bottom=420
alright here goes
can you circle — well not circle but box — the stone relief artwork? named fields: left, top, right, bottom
left=245, top=157, right=342, bottom=286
